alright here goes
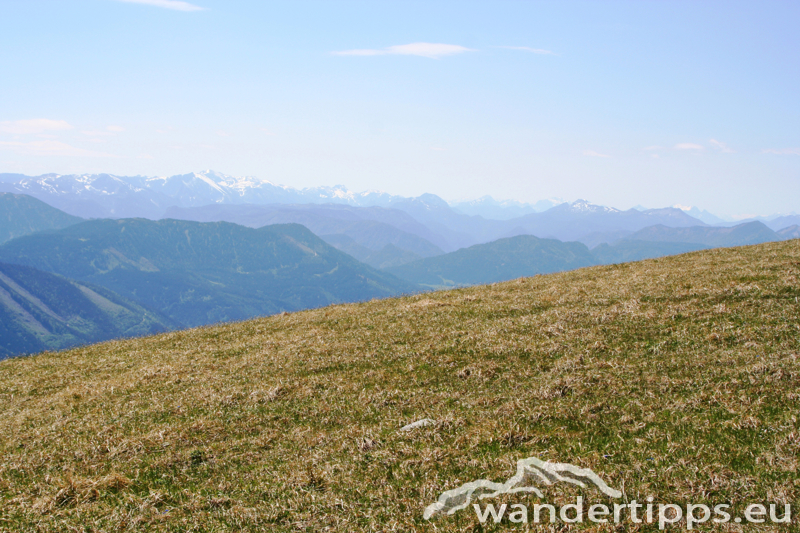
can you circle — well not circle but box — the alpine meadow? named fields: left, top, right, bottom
left=1, top=241, right=799, bottom=531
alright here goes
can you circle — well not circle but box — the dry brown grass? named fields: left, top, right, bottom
left=0, top=241, right=799, bottom=531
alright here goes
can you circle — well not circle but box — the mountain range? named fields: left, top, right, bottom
left=4, top=171, right=797, bottom=255
left=388, top=220, right=792, bottom=288
left=0, top=171, right=404, bottom=219
left=0, top=218, right=415, bottom=329
left=163, top=203, right=446, bottom=259
left=0, top=180, right=796, bottom=358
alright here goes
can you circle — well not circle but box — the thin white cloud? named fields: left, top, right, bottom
left=762, top=148, right=800, bottom=155
left=115, top=0, right=205, bottom=12
left=643, top=145, right=661, bottom=151
left=709, top=138, right=734, bottom=153
left=0, top=140, right=114, bottom=157
left=216, top=130, right=231, bottom=137
left=498, top=46, right=555, bottom=55
left=82, top=125, right=125, bottom=138
left=675, top=143, right=704, bottom=150
left=332, top=43, right=474, bottom=59
left=430, top=146, right=446, bottom=151
left=583, top=150, right=610, bottom=158
left=0, top=119, right=73, bottom=135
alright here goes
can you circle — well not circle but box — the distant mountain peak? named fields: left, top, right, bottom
left=669, top=204, right=727, bottom=225
left=415, top=193, right=450, bottom=208
left=568, top=199, right=619, bottom=213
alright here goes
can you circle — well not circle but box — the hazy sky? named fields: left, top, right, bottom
left=1, top=1, right=798, bottom=216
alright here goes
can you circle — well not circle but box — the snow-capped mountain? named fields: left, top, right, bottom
left=1, top=171, right=735, bottom=251
left=0, top=171, right=405, bottom=219
left=563, top=199, right=621, bottom=214
left=0, top=173, right=172, bottom=218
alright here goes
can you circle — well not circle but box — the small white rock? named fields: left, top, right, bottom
left=400, top=418, right=436, bottom=432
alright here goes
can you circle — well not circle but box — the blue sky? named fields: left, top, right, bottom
left=1, top=0, right=798, bottom=216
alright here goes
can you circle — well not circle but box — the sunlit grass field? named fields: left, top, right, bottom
left=1, top=240, right=798, bottom=531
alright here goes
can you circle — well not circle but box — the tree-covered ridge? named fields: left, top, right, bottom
left=0, top=219, right=416, bottom=328
left=0, top=261, right=173, bottom=359
left=0, top=193, right=82, bottom=244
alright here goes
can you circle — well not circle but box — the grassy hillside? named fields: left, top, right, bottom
left=386, top=234, right=596, bottom=289
left=0, top=219, right=415, bottom=327
left=0, top=192, right=82, bottom=244
left=0, top=241, right=798, bottom=531
left=0, top=261, right=174, bottom=359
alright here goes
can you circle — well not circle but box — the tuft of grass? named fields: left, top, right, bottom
left=0, top=241, right=799, bottom=531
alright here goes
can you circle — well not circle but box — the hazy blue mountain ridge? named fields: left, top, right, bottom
left=591, top=241, right=709, bottom=265
left=507, top=202, right=707, bottom=244
left=163, top=203, right=445, bottom=259
left=0, top=219, right=416, bottom=328
left=384, top=194, right=511, bottom=251
left=766, top=215, right=800, bottom=232
left=383, top=220, right=795, bottom=290
left=677, top=206, right=728, bottom=225
left=450, top=195, right=565, bottom=220
left=385, top=235, right=597, bottom=288
left=777, top=225, right=800, bottom=239
left=0, top=193, right=83, bottom=244
left=0, top=173, right=717, bottom=252
left=623, top=221, right=781, bottom=248
left=320, top=234, right=424, bottom=269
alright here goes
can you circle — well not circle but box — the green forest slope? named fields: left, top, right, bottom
left=0, top=219, right=416, bottom=327
left=0, top=261, right=173, bottom=359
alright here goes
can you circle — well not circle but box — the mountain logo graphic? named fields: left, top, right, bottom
left=424, top=456, right=622, bottom=520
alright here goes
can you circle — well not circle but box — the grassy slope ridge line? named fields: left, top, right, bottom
left=0, top=241, right=798, bottom=531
